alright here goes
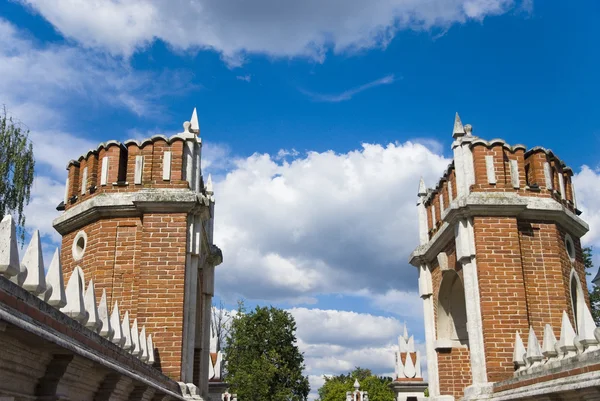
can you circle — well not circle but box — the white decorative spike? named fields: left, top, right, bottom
left=577, top=303, right=599, bottom=352
left=147, top=334, right=155, bottom=364
left=60, top=267, right=88, bottom=324
left=121, top=311, right=133, bottom=351
left=140, top=326, right=149, bottom=362
left=214, top=351, right=222, bottom=380
left=407, top=335, right=415, bottom=352
left=131, top=318, right=142, bottom=357
left=206, top=174, right=214, bottom=195
left=558, top=311, right=577, bottom=358
left=190, top=108, right=200, bottom=134
left=111, top=301, right=125, bottom=346
left=84, top=280, right=101, bottom=332
left=42, top=249, right=66, bottom=308
left=19, top=230, right=46, bottom=294
left=415, top=350, right=422, bottom=378
left=418, top=178, right=427, bottom=197
left=98, top=290, right=113, bottom=339
left=452, top=112, right=465, bottom=138
left=512, top=331, right=526, bottom=370
left=403, top=352, right=417, bottom=378
left=526, top=327, right=543, bottom=368
left=209, top=354, right=215, bottom=380
left=0, top=215, right=20, bottom=277
left=398, top=335, right=408, bottom=353
left=542, top=324, right=558, bottom=360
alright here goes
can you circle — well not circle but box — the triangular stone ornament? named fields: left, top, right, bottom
left=452, top=112, right=465, bottom=138
left=542, top=324, right=558, bottom=360
left=415, top=350, right=422, bottom=378
left=407, top=335, right=415, bottom=352
left=0, top=215, right=20, bottom=278
left=98, top=290, right=113, bottom=339
left=577, top=303, right=599, bottom=352
left=395, top=351, right=404, bottom=376
left=111, top=301, right=125, bottom=346
left=147, top=334, right=155, bottom=365
left=20, top=230, right=46, bottom=294
left=60, top=267, right=88, bottom=324
left=418, top=178, right=427, bottom=197
left=403, top=352, right=417, bottom=378
left=206, top=174, right=214, bottom=195
left=131, top=318, right=142, bottom=357
left=512, top=331, right=526, bottom=369
left=43, top=249, right=66, bottom=308
left=526, top=327, right=543, bottom=368
left=121, top=311, right=133, bottom=351
left=214, top=351, right=223, bottom=380
left=190, top=108, right=200, bottom=134
left=209, top=354, right=215, bottom=380
left=84, top=280, right=101, bottom=333
left=140, top=326, right=149, bottom=362
left=558, top=310, right=577, bottom=358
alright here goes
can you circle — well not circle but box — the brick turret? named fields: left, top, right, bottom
left=52, top=109, right=222, bottom=398
left=410, top=113, right=589, bottom=401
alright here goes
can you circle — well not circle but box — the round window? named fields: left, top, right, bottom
left=72, top=230, right=87, bottom=261
left=564, top=234, right=576, bottom=263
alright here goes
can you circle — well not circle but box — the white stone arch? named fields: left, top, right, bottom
left=437, top=270, right=468, bottom=343
left=569, top=268, right=587, bottom=332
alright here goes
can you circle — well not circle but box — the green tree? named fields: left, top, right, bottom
left=0, top=106, right=35, bottom=240
left=584, top=247, right=600, bottom=324
left=317, top=367, right=395, bottom=401
left=223, top=303, right=310, bottom=401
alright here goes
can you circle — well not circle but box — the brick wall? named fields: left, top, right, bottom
left=438, top=347, right=472, bottom=399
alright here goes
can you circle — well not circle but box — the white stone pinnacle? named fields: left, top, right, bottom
left=140, top=326, right=149, bottom=362
left=84, top=279, right=101, bottom=333
left=206, top=174, right=214, bottom=195
left=20, top=230, right=47, bottom=294
left=407, top=335, right=415, bottom=352
left=121, top=310, right=133, bottom=351
left=577, top=302, right=599, bottom=351
left=208, top=353, right=215, bottom=380
left=525, top=326, right=543, bottom=368
left=0, top=215, right=20, bottom=278
left=60, top=266, right=88, bottom=324
left=98, top=289, right=114, bottom=340
left=512, top=331, right=526, bottom=369
left=147, top=334, right=155, bottom=364
left=403, top=352, right=417, bottom=378
left=111, top=301, right=125, bottom=346
left=214, top=351, right=223, bottom=380
left=453, top=112, right=465, bottom=138
left=353, top=379, right=360, bottom=390
left=190, top=108, right=200, bottom=134
left=131, top=318, right=143, bottom=357
left=418, top=178, right=427, bottom=197
left=542, top=324, right=558, bottom=360
left=42, top=249, right=66, bottom=308
left=558, top=310, right=577, bottom=357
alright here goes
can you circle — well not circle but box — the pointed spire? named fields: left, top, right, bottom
left=417, top=178, right=427, bottom=197
left=453, top=112, right=465, bottom=138
left=190, top=108, right=200, bottom=134
left=20, top=230, right=46, bottom=294
left=43, top=249, right=66, bottom=308
left=214, top=351, right=223, bottom=380
left=98, top=290, right=113, bottom=339
left=577, top=303, right=599, bottom=352
left=140, top=326, right=149, bottom=362
left=558, top=310, right=577, bottom=358
left=131, top=318, right=142, bottom=357
left=0, top=215, right=20, bottom=278
left=60, top=267, right=88, bottom=324
left=84, top=280, right=101, bottom=332
left=512, top=331, right=526, bottom=370
left=407, top=335, right=415, bottom=353
left=110, top=301, right=125, bottom=346
left=542, top=324, right=558, bottom=360
left=122, top=311, right=133, bottom=351
left=526, top=327, right=543, bottom=368
left=206, top=174, right=214, bottom=195
left=403, top=323, right=409, bottom=341
left=403, top=352, right=417, bottom=378
left=353, top=379, right=360, bottom=390
left=147, top=334, right=155, bottom=365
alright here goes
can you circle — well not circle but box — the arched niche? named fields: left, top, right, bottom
left=437, top=270, right=469, bottom=344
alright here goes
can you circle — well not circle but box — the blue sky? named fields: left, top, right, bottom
left=2, top=0, right=600, bottom=398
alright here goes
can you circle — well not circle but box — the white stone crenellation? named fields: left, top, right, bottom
left=0, top=214, right=155, bottom=365
left=395, top=324, right=422, bottom=380
left=512, top=307, right=600, bottom=376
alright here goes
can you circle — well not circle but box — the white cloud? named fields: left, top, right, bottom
left=236, top=75, right=252, bottom=83
left=300, top=74, right=396, bottom=102
left=18, top=0, right=523, bottom=65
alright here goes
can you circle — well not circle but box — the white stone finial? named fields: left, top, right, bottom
left=353, top=379, right=360, bottom=390
left=190, top=108, right=200, bottom=134
left=206, top=174, right=214, bottom=195
left=452, top=112, right=465, bottom=138
left=464, top=124, right=473, bottom=136
left=0, top=215, right=20, bottom=278
left=61, top=267, right=88, bottom=324
left=42, top=249, right=66, bottom=308
left=131, top=318, right=143, bottom=358
left=98, top=289, right=113, bottom=339
left=418, top=178, right=427, bottom=197
left=526, top=326, right=543, bottom=368
left=140, top=326, right=149, bottom=362
left=542, top=324, right=558, bottom=360
left=110, top=301, right=125, bottom=346
left=512, top=331, right=526, bottom=370
left=403, top=352, right=417, bottom=378
left=20, top=230, right=46, bottom=294
left=403, top=323, right=409, bottom=341
left=407, top=335, right=415, bottom=353
left=577, top=302, right=599, bottom=352
left=147, top=334, right=155, bottom=364
left=121, top=310, right=133, bottom=351
left=84, top=280, right=101, bottom=332
left=558, top=310, right=577, bottom=358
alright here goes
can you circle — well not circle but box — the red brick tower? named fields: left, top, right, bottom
left=52, top=109, right=222, bottom=398
left=409, top=114, right=589, bottom=401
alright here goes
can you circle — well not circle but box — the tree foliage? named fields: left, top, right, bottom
left=223, top=303, right=310, bottom=401
left=584, top=247, right=600, bottom=324
left=317, top=367, right=395, bottom=401
left=0, top=106, right=35, bottom=240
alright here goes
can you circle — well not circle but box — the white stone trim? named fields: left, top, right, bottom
left=543, top=162, right=553, bottom=190
left=420, top=264, right=439, bottom=397
left=418, top=199, right=429, bottom=246
left=431, top=204, right=436, bottom=227
left=134, top=155, right=144, bottom=185
left=510, top=159, right=519, bottom=189
left=100, top=156, right=109, bottom=186
left=485, top=155, right=496, bottom=184
left=163, top=151, right=172, bottom=181
left=81, top=166, right=88, bottom=195
left=448, top=181, right=453, bottom=201
left=440, top=194, right=445, bottom=213
left=558, top=172, right=566, bottom=199
left=571, top=181, right=578, bottom=209
left=72, top=230, right=87, bottom=261
left=64, top=177, right=70, bottom=204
